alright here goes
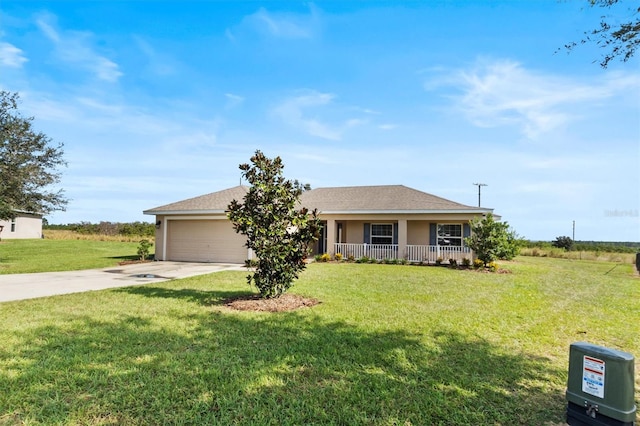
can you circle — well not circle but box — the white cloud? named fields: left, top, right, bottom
left=133, top=35, right=176, bottom=76
left=378, top=124, right=397, bottom=130
left=272, top=90, right=342, bottom=140
left=0, top=42, right=27, bottom=67
left=225, top=93, right=245, bottom=109
left=428, top=59, right=640, bottom=139
left=228, top=5, right=321, bottom=40
left=35, top=14, right=123, bottom=82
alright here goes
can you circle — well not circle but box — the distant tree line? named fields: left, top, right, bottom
left=44, top=221, right=155, bottom=237
left=522, top=239, right=639, bottom=253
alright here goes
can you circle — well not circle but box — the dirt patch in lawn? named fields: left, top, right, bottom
left=225, top=293, right=320, bottom=312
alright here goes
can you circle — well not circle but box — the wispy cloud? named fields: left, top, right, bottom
left=227, top=5, right=321, bottom=40
left=133, top=35, right=176, bottom=76
left=225, top=93, right=245, bottom=109
left=35, top=13, right=122, bottom=82
left=378, top=124, right=397, bottom=130
left=0, top=41, right=27, bottom=67
left=273, top=90, right=351, bottom=141
left=428, top=59, right=639, bottom=139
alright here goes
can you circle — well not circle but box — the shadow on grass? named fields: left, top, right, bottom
left=0, top=310, right=566, bottom=424
left=114, top=286, right=253, bottom=306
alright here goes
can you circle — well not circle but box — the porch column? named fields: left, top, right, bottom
left=397, top=219, right=407, bottom=259
left=325, top=219, right=336, bottom=255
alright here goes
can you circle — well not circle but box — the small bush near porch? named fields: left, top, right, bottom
left=0, top=257, right=638, bottom=424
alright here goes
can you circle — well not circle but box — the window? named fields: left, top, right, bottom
left=371, top=223, right=393, bottom=245
left=10, top=218, right=16, bottom=232
left=437, top=224, right=462, bottom=246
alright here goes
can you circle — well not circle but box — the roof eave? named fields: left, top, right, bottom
left=143, top=209, right=228, bottom=216
left=317, top=209, right=494, bottom=215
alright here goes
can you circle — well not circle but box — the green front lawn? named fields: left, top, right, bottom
left=1, top=257, right=638, bottom=424
left=0, top=239, right=141, bottom=274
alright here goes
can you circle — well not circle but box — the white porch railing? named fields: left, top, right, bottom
left=405, top=245, right=472, bottom=263
left=333, top=243, right=472, bottom=263
left=334, top=243, right=398, bottom=260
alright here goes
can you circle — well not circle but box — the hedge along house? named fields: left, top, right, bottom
left=0, top=210, right=43, bottom=240
left=144, top=185, right=495, bottom=264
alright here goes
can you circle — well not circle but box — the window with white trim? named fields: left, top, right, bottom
left=437, top=224, right=462, bottom=246
left=10, top=218, right=16, bottom=232
left=371, top=223, right=393, bottom=245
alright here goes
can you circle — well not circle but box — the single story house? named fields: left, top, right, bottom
left=0, top=210, right=43, bottom=240
left=144, top=185, right=495, bottom=264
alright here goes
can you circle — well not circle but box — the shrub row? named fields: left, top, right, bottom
left=312, top=254, right=500, bottom=271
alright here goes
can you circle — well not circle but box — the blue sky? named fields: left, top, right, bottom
left=1, top=1, right=638, bottom=241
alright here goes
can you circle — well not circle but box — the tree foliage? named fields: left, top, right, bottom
left=0, top=91, right=68, bottom=220
left=465, top=213, right=522, bottom=267
left=227, top=151, right=322, bottom=299
left=565, top=0, right=640, bottom=68
left=552, top=236, right=574, bottom=251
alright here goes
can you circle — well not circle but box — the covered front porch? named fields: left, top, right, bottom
left=316, top=216, right=475, bottom=264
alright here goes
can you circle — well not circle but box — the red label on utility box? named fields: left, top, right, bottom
left=582, top=355, right=605, bottom=398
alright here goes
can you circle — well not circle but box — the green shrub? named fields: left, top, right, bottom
left=462, top=257, right=471, bottom=267
left=448, top=258, right=457, bottom=268
left=137, top=239, right=152, bottom=261
left=357, top=256, right=370, bottom=264
left=488, top=261, right=499, bottom=272
left=347, top=254, right=355, bottom=262
left=435, top=257, right=443, bottom=266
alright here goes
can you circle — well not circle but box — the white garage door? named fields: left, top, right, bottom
left=166, top=220, right=247, bottom=263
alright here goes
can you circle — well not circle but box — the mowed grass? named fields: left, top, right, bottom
left=0, top=238, right=144, bottom=274
left=1, top=257, right=638, bottom=425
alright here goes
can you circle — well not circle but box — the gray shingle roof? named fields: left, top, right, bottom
left=143, top=186, right=249, bottom=214
left=144, top=184, right=488, bottom=215
left=300, top=185, right=479, bottom=212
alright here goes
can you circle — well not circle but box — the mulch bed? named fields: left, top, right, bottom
left=225, top=293, right=321, bottom=312
left=118, top=260, right=153, bottom=266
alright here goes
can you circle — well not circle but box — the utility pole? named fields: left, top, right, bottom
left=473, top=183, right=487, bottom=207
left=572, top=220, right=575, bottom=241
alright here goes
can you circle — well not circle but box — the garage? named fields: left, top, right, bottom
left=166, top=219, right=247, bottom=263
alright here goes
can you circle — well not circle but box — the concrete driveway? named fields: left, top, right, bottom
left=0, top=261, right=246, bottom=303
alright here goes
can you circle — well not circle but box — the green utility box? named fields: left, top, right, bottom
left=566, top=342, right=636, bottom=426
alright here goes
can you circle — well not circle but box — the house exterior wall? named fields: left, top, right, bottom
left=407, top=221, right=429, bottom=245
left=0, top=213, right=43, bottom=239
left=154, top=215, right=166, bottom=260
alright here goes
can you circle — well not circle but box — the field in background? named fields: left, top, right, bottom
left=0, top=236, right=148, bottom=274
left=43, top=229, right=150, bottom=243
left=519, top=247, right=636, bottom=264
left=0, top=257, right=638, bottom=424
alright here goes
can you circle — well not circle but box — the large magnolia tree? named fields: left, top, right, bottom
left=227, top=151, right=321, bottom=299
left=0, top=91, right=67, bottom=220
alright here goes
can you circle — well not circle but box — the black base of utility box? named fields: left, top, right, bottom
left=567, top=402, right=635, bottom=426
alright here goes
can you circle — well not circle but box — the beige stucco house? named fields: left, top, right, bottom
left=0, top=210, right=43, bottom=240
left=143, top=185, right=495, bottom=264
